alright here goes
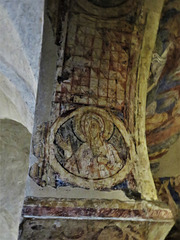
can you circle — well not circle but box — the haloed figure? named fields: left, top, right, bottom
left=63, top=112, right=123, bottom=179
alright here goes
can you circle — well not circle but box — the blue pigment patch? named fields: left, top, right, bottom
left=55, top=176, right=69, bottom=187
left=156, top=98, right=176, bottom=113
left=159, top=177, right=180, bottom=206
left=161, top=8, right=180, bottom=24
left=112, top=180, right=128, bottom=190
left=157, top=77, right=180, bottom=94
left=168, top=182, right=180, bottom=206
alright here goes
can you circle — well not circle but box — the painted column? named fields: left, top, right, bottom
left=19, top=0, right=174, bottom=239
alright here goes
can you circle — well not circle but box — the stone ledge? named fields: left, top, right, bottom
left=22, top=197, right=173, bottom=222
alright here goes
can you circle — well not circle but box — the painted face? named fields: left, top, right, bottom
left=85, top=118, right=101, bottom=139
left=81, top=114, right=104, bottom=144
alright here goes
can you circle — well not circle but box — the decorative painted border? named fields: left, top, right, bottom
left=22, top=197, right=173, bottom=222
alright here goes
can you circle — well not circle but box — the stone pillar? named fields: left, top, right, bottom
left=19, top=0, right=174, bottom=239
left=0, top=120, right=31, bottom=240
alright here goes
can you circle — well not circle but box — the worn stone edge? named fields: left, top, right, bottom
left=22, top=197, right=174, bottom=221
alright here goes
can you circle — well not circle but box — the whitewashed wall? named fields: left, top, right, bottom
left=0, top=1, right=44, bottom=239
left=0, top=0, right=44, bottom=133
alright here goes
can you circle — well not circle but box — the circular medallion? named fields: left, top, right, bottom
left=47, top=107, right=133, bottom=189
